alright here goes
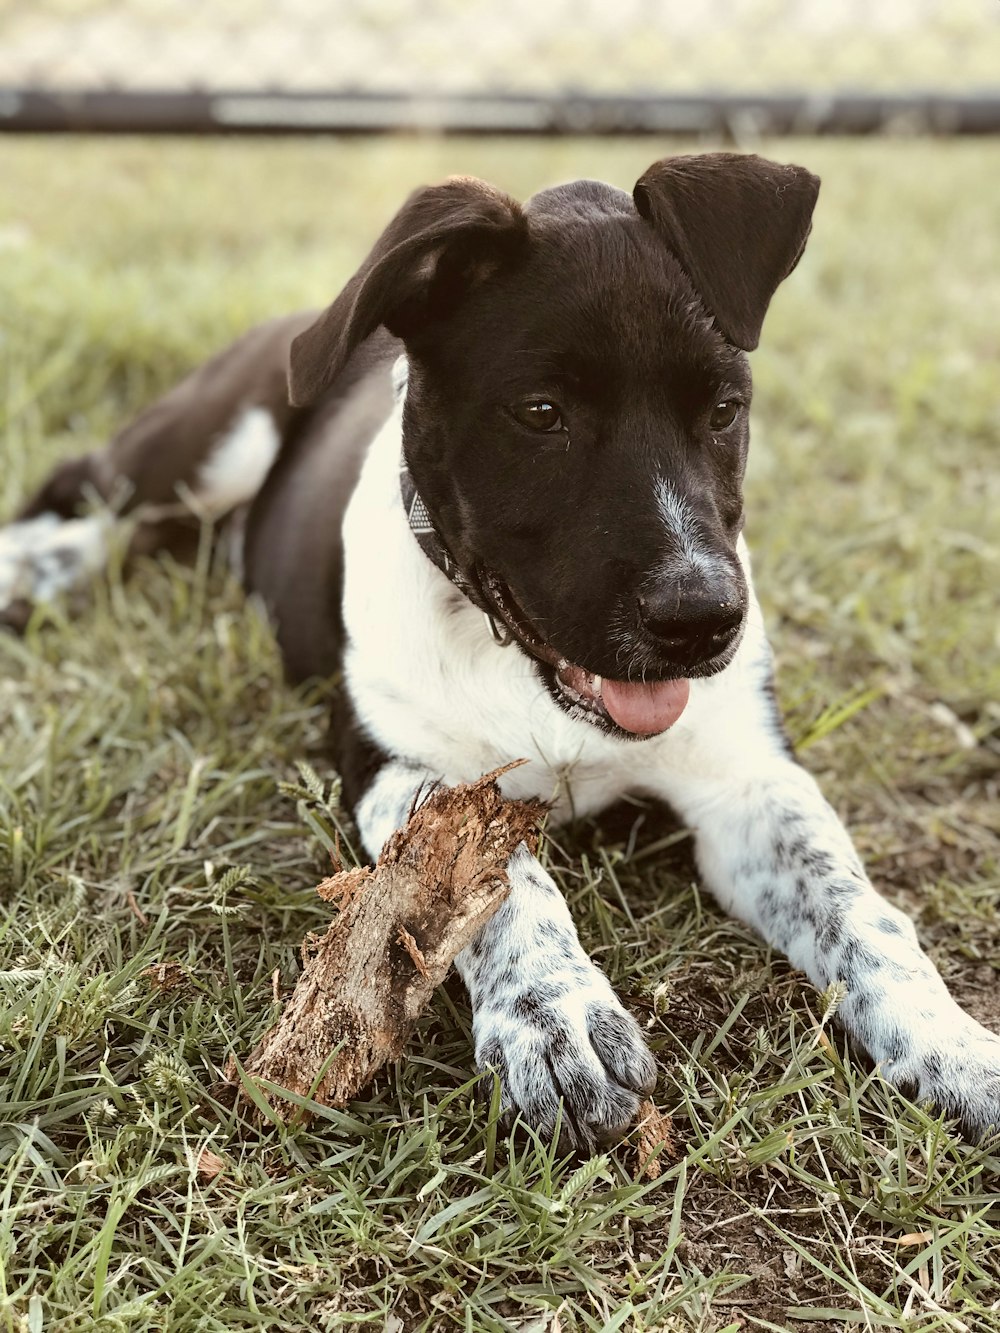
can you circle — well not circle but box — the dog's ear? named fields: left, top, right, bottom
left=289, top=176, right=526, bottom=406
left=633, top=152, right=820, bottom=352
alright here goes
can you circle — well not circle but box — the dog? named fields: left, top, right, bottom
left=3, top=152, right=999, bottom=1151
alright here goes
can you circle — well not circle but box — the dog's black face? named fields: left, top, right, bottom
left=400, top=183, right=753, bottom=736
left=289, top=155, right=819, bottom=736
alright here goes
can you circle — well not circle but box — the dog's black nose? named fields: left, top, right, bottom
left=638, top=575, right=744, bottom=663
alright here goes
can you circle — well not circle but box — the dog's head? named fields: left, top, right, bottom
left=290, top=153, right=819, bottom=738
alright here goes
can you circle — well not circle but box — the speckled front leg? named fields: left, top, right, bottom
left=354, top=762, right=656, bottom=1152
left=658, top=752, right=1000, bottom=1140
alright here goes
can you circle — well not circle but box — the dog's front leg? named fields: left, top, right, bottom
left=353, top=759, right=657, bottom=1151
left=655, top=743, right=1000, bottom=1140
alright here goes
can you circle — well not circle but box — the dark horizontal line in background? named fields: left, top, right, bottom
left=2, top=89, right=999, bottom=135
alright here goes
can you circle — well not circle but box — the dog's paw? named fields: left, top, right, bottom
left=474, top=985, right=657, bottom=1154
left=0, top=512, right=108, bottom=624
left=883, top=1021, right=1000, bottom=1144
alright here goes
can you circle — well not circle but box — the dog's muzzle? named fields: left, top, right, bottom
left=478, top=567, right=692, bottom=736
left=400, top=459, right=692, bottom=737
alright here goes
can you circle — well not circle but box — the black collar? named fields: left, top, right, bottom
left=399, top=457, right=513, bottom=646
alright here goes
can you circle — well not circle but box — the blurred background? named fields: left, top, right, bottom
left=2, top=0, right=999, bottom=134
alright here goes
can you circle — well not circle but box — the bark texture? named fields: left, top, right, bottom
left=229, top=765, right=544, bottom=1118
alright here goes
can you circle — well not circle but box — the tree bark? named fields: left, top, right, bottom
left=228, top=764, right=544, bottom=1118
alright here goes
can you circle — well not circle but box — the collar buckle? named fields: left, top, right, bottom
left=484, top=611, right=514, bottom=648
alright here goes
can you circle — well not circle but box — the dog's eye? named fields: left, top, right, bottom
left=509, top=400, right=564, bottom=433
left=709, top=400, right=740, bottom=431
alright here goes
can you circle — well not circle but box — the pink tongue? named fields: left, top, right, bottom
left=600, top=677, right=690, bottom=735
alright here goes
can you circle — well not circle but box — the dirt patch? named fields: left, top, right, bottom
left=674, top=1175, right=895, bottom=1331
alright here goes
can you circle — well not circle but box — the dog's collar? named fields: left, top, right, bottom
left=399, top=458, right=514, bottom=646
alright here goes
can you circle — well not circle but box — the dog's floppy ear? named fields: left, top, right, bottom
left=289, top=176, right=526, bottom=406
left=633, top=152, right=820, bottom=352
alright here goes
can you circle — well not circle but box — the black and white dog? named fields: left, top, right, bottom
left=3, top=152, right=999, bottom=1150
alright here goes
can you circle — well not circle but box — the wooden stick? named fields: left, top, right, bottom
left=228, top=764, right=545, bottom=1118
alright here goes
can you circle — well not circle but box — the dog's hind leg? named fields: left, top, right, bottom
left=349, top=753, right=658, bottom=1153
left=1, top=314, right=313, bottom=627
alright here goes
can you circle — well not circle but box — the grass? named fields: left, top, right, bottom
left=0, top=135, right=999, bottom=1332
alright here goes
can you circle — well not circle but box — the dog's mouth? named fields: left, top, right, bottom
left=479, top=569, right=691, bottom=738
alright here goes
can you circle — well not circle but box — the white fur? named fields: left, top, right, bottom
left=0, top=407, right=280, bottom=616
left=0, top=408, right=280, bottom=615
left=196, top=407, right=280, bottom=517
left=654, top=477, right=726, bottom=580
left=0, top=510, right=111, bottom=611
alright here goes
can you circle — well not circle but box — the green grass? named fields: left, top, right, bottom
left=0, top=135, right=999, bottom=1332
